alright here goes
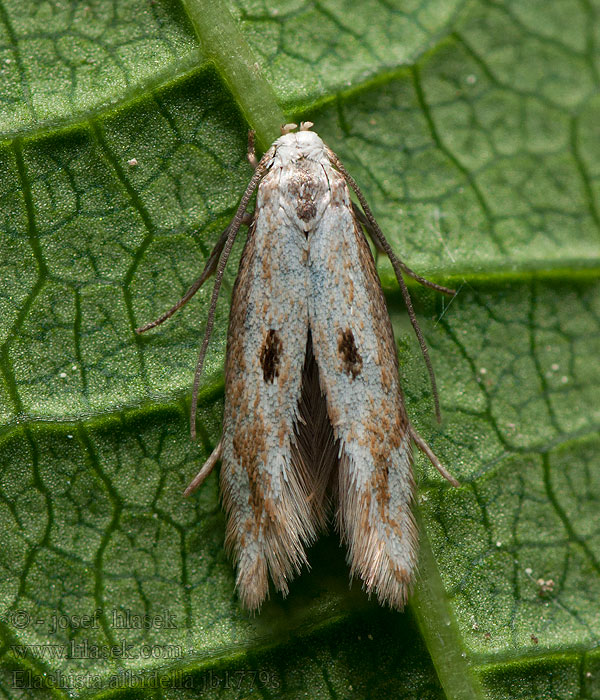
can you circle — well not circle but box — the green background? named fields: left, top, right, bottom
left=0, top=0, right=599, bottom=697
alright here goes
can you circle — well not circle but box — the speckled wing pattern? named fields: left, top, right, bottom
left=308, top=163, right=417, bottom=609
left=220, top=130, right=417, bottom=610
left=221, top=146, right=319, bottom=610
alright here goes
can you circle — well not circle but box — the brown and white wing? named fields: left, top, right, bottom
left=220, top=195, right=321, bottom=611
left=307, top=169, right=418, bottom=609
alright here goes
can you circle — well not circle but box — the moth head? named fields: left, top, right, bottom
left=273, top=125, right=327, bottom=165
left=280, top=121, right=314, bottom=134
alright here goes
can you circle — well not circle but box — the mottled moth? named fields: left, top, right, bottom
left=137, top=122, right=458, bottom=611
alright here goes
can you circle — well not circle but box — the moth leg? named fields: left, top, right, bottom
left=183, top=438, right=223, bottom=497
left=409, top=425, right=459, bottom=487
left=135, top=212, right=253, bottom=334
left=352, top=202, right=455, bottom=297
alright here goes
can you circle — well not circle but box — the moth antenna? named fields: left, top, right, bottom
left=410, top=426, right=460, bottom=487
left=329, top=150, right=444, bottom=423
left=189, top=146, right=275, bottom=440
left=135, top=212, right=254, bottom=334
left=351, top=203, right=455, bottom=296
left=299, top=121, right=314, bottom=131
left=281, top=123, right=298, bottom=135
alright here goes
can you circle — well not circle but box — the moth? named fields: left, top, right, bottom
left=137, top=122, right=458, bottom=611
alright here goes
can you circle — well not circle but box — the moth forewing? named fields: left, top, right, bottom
left=307, top=162, right=418, bottom=608
left=137, top=124, right=458, bottom=612
left=219, top=162, right=323, bottom=610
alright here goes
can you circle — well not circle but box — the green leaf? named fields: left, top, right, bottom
left=1, top=0, right=599, bottom=698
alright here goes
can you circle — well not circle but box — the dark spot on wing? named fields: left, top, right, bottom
left=260, top=330, right=283, bottom=382
left=338, top=328, right=362, bottom=379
